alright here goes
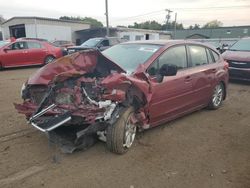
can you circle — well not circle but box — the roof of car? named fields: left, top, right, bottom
left=122, top=40, right=218, bottom=50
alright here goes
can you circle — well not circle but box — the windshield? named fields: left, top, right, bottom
left=229, top=38, right=250, bottom=51
left=81, top=38, right=102, bottom=47
left=0, top=41, right=9, bottom=48
left=102, top=43, right=162, bottom=73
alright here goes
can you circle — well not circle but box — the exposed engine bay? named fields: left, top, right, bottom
left=14, top=50, right=149, bottom=153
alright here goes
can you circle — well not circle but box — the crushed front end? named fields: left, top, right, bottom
left=14, top=50, right=149, bottom=153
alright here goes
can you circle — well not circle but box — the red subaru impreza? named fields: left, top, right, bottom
left=0, top=38, right=63, bottom=69
left=15, top=40, right=229, bottom=154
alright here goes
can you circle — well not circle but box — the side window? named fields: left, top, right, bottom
left=211, top=50, right=219, bottom=62
left=10, top=42, right=27, bottom=50
left=189, top=45, right=208, bottom=66
left=206, top=48, right=214, bottom=63
left=109, top=38, right=119, bottom=46
left=27, top=42, right=42, bottom=49
left=100, top=40, right=109, bottom=47
left=148, top=45, right=187, bottom=76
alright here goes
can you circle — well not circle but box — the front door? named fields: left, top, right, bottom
left=1, top=41, right=28, bottom=67
left=147, top=45, right=194, bottom=126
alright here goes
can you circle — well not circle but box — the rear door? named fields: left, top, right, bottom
left=186, top=45, right=216, bottom=106
left=1, top=41, right=28, bottom=67
left=147, top=45, right=194, bottom=126
left=26, top=41, right=47, bottom=65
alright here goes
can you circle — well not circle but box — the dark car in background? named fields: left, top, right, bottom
left=52, top=40, right=74, bottom=48
left=15, top=40, right=228, bottom=154
left=222, top=38, right=250, bottom=81
left=0, top=38, right=63, bottom=69
left=67, top=37, right=121, bottom=54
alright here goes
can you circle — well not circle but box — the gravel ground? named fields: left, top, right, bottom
left=0, top=67, right=249, bottom=188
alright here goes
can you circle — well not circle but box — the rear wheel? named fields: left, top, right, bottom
left=208, top=82, right=225, bottom=110
left=106, top=107, right=136, bottom=154
left=44, top=55, right=55, bottom=64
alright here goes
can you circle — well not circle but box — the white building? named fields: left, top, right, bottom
left=116, top=27, right=171, bottom=41
left=1, top=17, right=90, bottom=42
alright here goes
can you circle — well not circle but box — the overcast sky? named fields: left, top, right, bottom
left=0, top=0, right=250, bottom=28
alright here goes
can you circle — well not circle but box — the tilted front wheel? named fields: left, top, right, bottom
left=106, top=107, right=136, bottom=154
left=208, top=82, right=225, bottom=110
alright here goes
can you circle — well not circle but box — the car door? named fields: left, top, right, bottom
left=147, top=45, right=194, bottom=127
left=186, top=45, right=216, bottom=106
left=26, top=41, right=47, bottom=65
left=1, top=41, right=28, bottom=67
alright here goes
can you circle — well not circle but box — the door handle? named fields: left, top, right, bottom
left=185, top=76, right=192, bottom=82
left=23, top=51, right=28, bottom=53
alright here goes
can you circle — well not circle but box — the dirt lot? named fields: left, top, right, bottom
left=0, top=67, right=250, bottom=188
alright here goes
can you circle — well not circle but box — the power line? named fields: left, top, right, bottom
left=111, top=5, right=250, bottom=22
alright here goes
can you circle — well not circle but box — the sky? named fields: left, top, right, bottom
left=0, top=0, right=250, bottom=28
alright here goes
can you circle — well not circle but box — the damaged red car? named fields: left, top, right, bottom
left=15, top=40, right=229, bottom=154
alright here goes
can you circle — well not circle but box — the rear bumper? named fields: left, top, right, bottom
left=229, top=67, right=250, bottom=81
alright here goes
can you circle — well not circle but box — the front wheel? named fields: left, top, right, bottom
left=208, top=82, right=225, bottom=110
left=106, top=107, right=136, bottom=154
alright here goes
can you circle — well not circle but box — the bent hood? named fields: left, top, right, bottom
left=27, top=49, right=125, bottom=85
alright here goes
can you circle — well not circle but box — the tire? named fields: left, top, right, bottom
left=44, top=55, right=55, bottom=64
left=106, top=107, right=136, bottom=154
left=208, top=82, right=225, bottom=110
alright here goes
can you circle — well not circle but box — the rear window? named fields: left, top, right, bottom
left=27, top=42, right=42, bottom=49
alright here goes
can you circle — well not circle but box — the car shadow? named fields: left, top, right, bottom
left=229, top=79, right=250, bottom=86
left=0, top=65, right=41, bottom=72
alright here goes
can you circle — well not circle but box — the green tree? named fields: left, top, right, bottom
left=203, top=20, right=223, bottom=29
left=188, top=24, right=200, bottom=29
left=59, top=16, right=103, bottom=28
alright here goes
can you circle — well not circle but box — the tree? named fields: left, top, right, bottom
left=128, top=20, right=183, bottom=31
left=203, top=20, right=223, bottom=29
left=59, top=16, right=103, bottom=28
left=188, top=24, right=200, bottom=29
left=128, top=21, right=162, bottom=30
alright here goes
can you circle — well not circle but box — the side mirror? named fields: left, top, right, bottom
left=157, top=64, right=177, bottom=83
left=4, top=47, right=11, bottom=52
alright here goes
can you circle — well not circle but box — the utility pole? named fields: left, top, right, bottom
left=105, top=0, right=110, bottom=37
left=165, top=9, right=173, bottom=31
left=174, top=12, right=177, bottom=39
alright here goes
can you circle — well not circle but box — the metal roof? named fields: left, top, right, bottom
left=2, top=16, right=89, bottom=25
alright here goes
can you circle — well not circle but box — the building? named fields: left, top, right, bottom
left=174, top=25, right=250, bottom=39
left=1, top=17, right=90, bottom=42
left=75, top=27, right=171, bottom=44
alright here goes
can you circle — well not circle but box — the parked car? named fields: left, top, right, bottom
left=222, top=38, right=250, bottom=81
left=15, top=40, right=229, bottom=154
left=67, top=37, right=121, bottom=54
left=52, top=40, right=74, bottom=48
left=0, top=38, right=63, bottom=69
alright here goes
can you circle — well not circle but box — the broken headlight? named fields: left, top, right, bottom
left=20, top=83, right=26, bottom=98
left=55, top=93, right=75, bottom=105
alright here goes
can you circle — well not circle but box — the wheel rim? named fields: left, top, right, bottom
left=212, top=84, right=223, bottom=107
left=123, top=114, right=136, bottom=148
left=45, top=56, right=54, bottom=64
